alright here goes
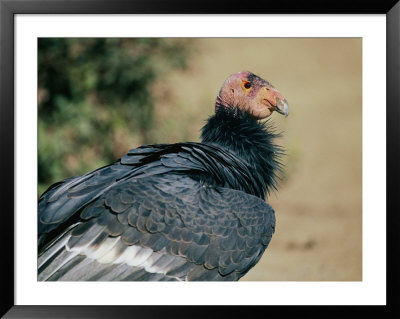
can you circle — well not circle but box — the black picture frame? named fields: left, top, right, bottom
left=1, top=0, right=399, bottom=318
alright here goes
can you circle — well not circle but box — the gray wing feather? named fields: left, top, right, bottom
left=38, top=173, right=274, bottom=281
left=38, top=144, right=275, bottom=281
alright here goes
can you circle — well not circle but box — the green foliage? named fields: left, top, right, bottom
left=38, top=38, right=191, bottom=196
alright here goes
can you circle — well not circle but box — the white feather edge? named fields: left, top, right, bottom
left=39, top=223, right=186, bottom=280
left=68, top=236, right=172, bottom=275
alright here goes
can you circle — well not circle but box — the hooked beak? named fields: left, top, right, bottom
left=260, top=86, right=290, bottom=117
left=275, top=98, right=290, bottom=117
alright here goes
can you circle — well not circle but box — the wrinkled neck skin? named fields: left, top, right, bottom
left=215, top=92, right=248, bottom=114
left=201, top=105, right=283, bottom=198
left=215, top=95, right=229, bottom=112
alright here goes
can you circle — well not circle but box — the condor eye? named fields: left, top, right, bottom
left=244, top=82, right=251, bottom=89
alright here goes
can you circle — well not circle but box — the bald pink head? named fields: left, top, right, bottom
left=216, top=71, right=289, bottom=119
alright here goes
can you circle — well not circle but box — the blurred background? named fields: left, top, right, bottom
left=38, top=38, right=362, bottom=281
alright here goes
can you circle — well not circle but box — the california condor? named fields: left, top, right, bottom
left=38, top=71, right=289, bottom=281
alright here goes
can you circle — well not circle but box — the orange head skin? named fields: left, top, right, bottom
left=215, top=71, right=289, bottom=119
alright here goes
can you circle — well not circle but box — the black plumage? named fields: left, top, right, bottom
left=38, top=71, right=289, bottom=281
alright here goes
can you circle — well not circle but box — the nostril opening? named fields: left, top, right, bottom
left=231, top=89, right=235, bottom=93
left=265, top=87, right=270, bottom=91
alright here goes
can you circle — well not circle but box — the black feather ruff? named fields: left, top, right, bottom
left=201, top=107, right=284, bottom=199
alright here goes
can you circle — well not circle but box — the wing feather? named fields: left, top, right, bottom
left=38, top=143, right=275, bottom=281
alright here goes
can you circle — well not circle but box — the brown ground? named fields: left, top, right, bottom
left=154, top=38, right=362, bottom=281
